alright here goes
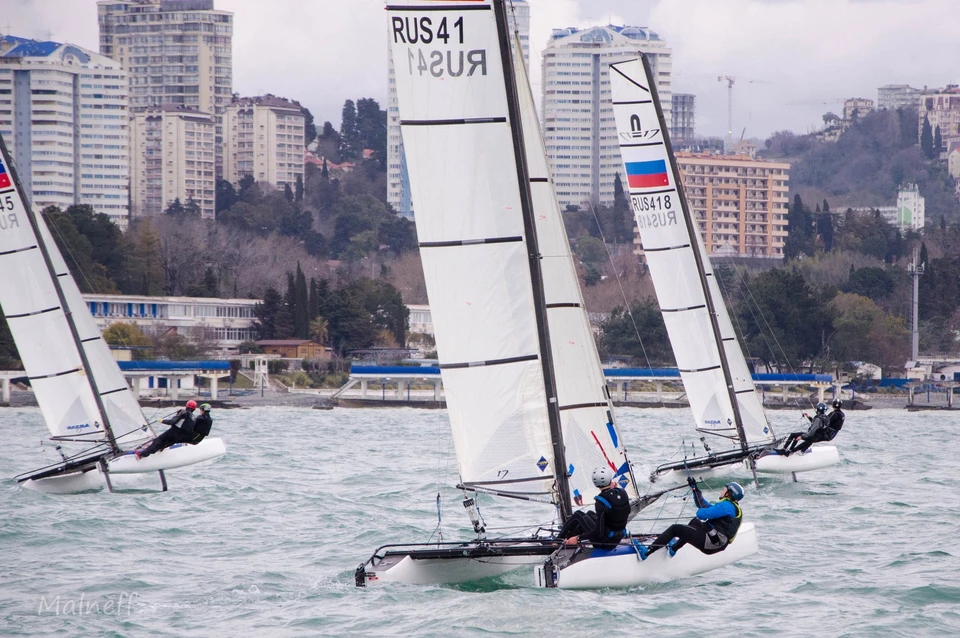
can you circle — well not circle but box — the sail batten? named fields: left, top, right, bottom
left=387, top=0, right=638, bottom=509
left=610, top=57, right=775, bottom=450
left=0, top=135, right=148, bottom=447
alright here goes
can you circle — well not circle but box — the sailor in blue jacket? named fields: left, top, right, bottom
left=638, top=478, right=744, bottom=559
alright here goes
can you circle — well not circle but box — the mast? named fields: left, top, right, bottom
left=640, top=56, right=750, bottom=453
left=0, top=135, right=120, bottom=452
left=493, top=0, right=572, bottom=520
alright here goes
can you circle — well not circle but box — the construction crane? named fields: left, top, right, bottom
left=718, top=76, right=736, bottom=150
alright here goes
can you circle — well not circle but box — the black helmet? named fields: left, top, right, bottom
left=815, top=402, right=827, bottom=414
left=832, top=399, right=842, bottom=409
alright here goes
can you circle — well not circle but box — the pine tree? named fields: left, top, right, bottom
left=254, top=287, right=282, bottom=340
left=274, top=274, right=296, bottom=339
left=920, top=115, right=935, bottom=159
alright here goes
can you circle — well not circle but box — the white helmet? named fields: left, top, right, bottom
left=592, top=467, right=615, bottom=488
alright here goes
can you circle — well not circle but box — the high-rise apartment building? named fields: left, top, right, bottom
left=671, top=93, right=695, bottom=142
left=542, top=25, right=672, bottom=209
left=654, top=152, right=790, bottom=258
left=878, top=84, right=921, bottom=111
left=0, top=36, right=130, bottom=226
left=223, top=95, right=304, bottom=191
left=131, top=105, right=215, bottom=218
left=386, top=0, right=529, bottom=219
left=918, top=86, right=960, bottom=154
left=97, top=0, right=232, bottom=170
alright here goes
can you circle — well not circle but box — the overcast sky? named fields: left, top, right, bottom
left=5, top=0, right=959, bottom=140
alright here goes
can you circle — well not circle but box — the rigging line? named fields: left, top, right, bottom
left=731, top=263, right=815, bottom=410
left=584, top=200, right=666, bottom=409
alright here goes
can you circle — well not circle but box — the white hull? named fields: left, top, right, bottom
left=754, top=445, right=840, bottom=474
left=108, top=438, right=227, bottom=474
left=369, top=552, right=546, bottom=586
left=22, top=466, right=104, bottom=494
left=539, top=522, right=759, bottom=589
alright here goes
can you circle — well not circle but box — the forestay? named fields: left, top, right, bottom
left=608, top=58, right=773, bottom=448
left=0, top=139, right=147, bottom=446
left=513, top=34, right=638, bottom=502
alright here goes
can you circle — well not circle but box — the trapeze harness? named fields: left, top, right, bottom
left=703, top=498, right=743, bottom=551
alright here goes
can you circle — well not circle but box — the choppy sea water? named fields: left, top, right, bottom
left=1, top=405, right=958, bottom=637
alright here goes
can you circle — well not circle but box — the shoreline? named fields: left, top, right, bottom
left=0, top=390, right=944, bottom=411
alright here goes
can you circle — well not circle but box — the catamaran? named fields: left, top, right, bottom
left=607, top=57, right=840, bottom=484
left=0, top=134, right=225, bottom=494
left=355, top=0, right=758, bottom=589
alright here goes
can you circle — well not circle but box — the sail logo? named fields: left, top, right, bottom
left=704, top=419, right=721, bottom=425
left=620, top=114, right=661, bottom=142
left=66, top=422, right=91, bottom=431
left=536, top=456, right=548, bottom=472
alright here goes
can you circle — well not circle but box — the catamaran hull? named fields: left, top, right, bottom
left=537, top=522, right=758, bottom=589
left=754, top=445, right=840, bottom=474
left=22, top=466, right=105, bottom=494
left=107, top=438, right=227, bottom=474
left=365, top=552, right=547, bottom=586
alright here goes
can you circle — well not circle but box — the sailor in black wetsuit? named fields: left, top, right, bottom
left=135, top=400, right=197, bottom=459
left=780, top=402, right=831, bottom=456
left=189, top=403, right=213, bottom=444
left=638, top=478, right=744, bottom=559
left=556, top=467, right=631, bottom=550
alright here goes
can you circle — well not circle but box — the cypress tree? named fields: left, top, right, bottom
left=309, top=277, right=321, bottom=321
left=295, top=174, right=304, bottom=203
left=274, top=274, right=296, bottom=339
left=934, top=125, right=942, bottom=158
left=920, top=115, right=934, bottom=159
left=294, top=263, right=309, bottom=339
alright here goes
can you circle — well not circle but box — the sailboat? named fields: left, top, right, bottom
left=607, top=57, right=840, bottom=483
left=356, top=0, right=757, bottom=589
left=0, top=134, right=226, bottom=494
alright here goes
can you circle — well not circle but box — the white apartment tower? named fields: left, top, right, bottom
left=223, top=95, right=305, bottom=191
left=542, top=25, right=672, bottom=209
left=387, top=0, right=530, bottom=218
left=0, top=36, right=130, bottom=226
left=896, top=183, right=925, bottom=231
left=877, top=84, right=920, bottom=111
left=131, top=105, right=215, bottom=218
left=98, top=0, right=233, bottom=171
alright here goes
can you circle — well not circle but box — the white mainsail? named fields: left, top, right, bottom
left=512, top=33, right=637, bottom=502
left=608, top=57, right=774, bottom=449
left=0, top=138, right=147, bottom=448
left=388, top=0, right=636, bottom=506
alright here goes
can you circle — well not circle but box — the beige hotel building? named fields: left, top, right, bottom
left=222, top=95, right=304, bottom=191
left=635, top=153, right=790, bottom=258
left=131, top=104, right=215, bottom=218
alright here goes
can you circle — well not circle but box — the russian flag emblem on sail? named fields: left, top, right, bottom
left=625, top=159, right=669, bottom=189
left=0, top=160, right=10, bottom=189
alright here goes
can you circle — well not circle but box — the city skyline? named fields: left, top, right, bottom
left=4, top=0, right=959, bottom=142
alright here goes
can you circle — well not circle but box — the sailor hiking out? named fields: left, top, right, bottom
left=780, top=400, right=843, bottom=457
left=135, top=400, right=198, bottom=459
left=556, top=467, right=631, bottom=550
left=637, top=478, right=743, bottom=560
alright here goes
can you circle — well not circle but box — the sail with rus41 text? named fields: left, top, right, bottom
left=608, top=56, right=840, bottom=480
left=355, top=0, right=759, bottom=590
left=0, top=132, right=225, bottom=494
